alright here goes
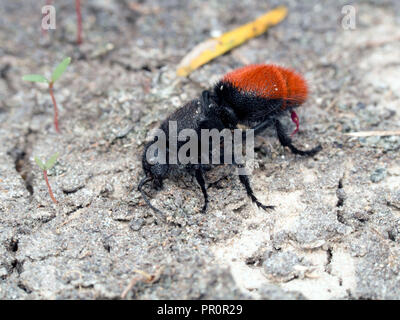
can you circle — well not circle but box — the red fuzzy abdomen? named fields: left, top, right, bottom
left=222, top=64, right=308, bottom=108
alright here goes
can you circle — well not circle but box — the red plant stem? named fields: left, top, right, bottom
left=48, top=82, right=60, bottom=133
left=75, top=0, right=82, bottom=45
left=43, top=170, right=58, bottom=204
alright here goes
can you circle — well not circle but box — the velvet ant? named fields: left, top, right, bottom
left=138, top=64, right=322, bottom=220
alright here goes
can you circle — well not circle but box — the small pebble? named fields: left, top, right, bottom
left=370, top=167, right=387, bottom=183
left=130, top=218, right=145, bottom=231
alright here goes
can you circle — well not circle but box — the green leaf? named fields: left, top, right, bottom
left=34, top=157, right=46, bottom=170
left=45, top=152, right=59, bottom=170
left=51, top=57, right=71, bottom=82
left=22, top=74, right=48, bottom=83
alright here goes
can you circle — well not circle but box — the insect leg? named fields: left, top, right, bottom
left=241, top=119, right=274, bottom=142
left=275, top=119, right=322, bottom=156
left=237, top=172, right=275, bottom=211
left=195, top=168, right=209, bottom=213
left=252, top=118, right=275, bottom=135
left=137, top=176, right=166, bottom=222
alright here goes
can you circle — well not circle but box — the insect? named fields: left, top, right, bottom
left=138, top=64, right=322, bottom=220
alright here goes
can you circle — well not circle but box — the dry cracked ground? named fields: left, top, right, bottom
left=1, top=0, right=400, bottom=299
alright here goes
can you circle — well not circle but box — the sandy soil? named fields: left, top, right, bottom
left=0, top=0, right=399, bottom=299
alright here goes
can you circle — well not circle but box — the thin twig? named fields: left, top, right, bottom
left=120, top=267, right=164, bottom=299
left=362, top=35, right=400, bottom=49
left=120, top=276, right=141, bottom=299
left=345, top=130, right=400, bottom=137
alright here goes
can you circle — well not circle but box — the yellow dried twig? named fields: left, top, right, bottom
left=345, top=131, right=400, bottom=137
left=176, top=6, right=288, bottom=77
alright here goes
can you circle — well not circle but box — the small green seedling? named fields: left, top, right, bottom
left=23, top=57, right=71, bottom=133
left=34, top=152, right=59, bottom=204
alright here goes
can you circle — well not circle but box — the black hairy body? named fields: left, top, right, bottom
left=138, top=67, right=322, bottom=221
